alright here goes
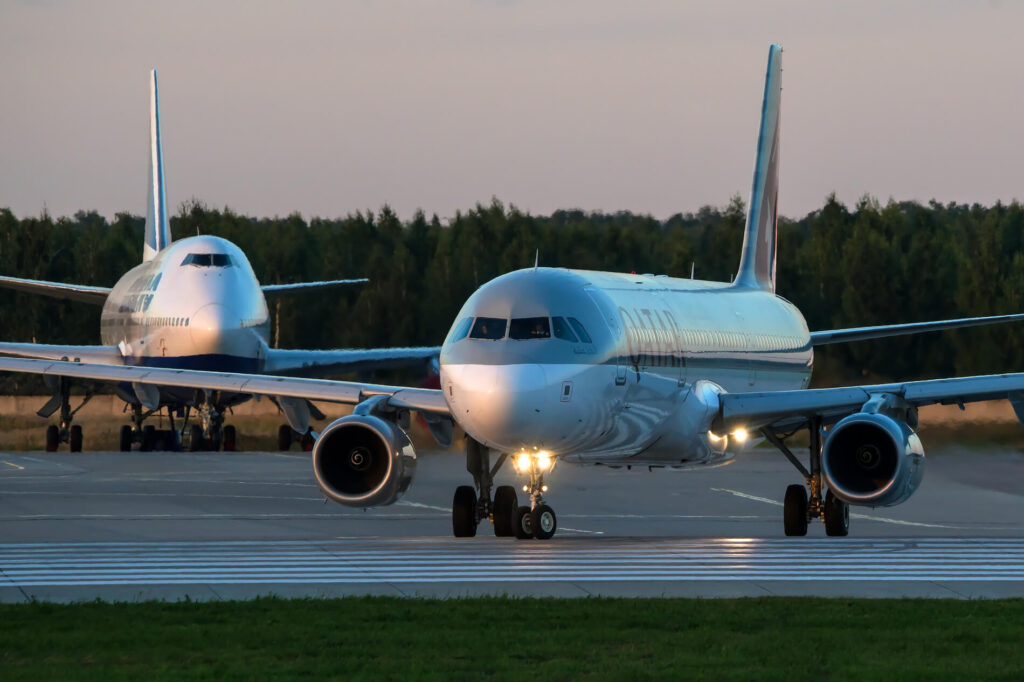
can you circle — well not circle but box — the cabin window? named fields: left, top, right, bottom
left=510, top=317, right=551, bottom=340
left=552, top=317, right=579, bottom=342
left=470, top=317, right=507, bottom=340
left=567, top=317, right=593, bottom=344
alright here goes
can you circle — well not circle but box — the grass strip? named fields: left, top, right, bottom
left=2, top=597, right=1024, bottom=680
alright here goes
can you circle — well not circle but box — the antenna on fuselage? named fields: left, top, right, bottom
left=534, top=249, right=539, bottom=271
left=690, top=262, right=695, bottom=279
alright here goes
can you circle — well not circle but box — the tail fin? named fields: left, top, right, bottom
left=143, top=69, right=170, bottom=262
left=734, top=45, right=782, bottom=291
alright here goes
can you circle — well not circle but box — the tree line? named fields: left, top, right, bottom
left=0, top=194, right=1022, bottom=393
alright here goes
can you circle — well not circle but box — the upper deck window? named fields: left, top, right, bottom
left=182, top=253, right=233, bottom=267
left=509, top=317, right=550, bottom=340
left=470, top=317, right=507, bottom=340
left=552, top=317, right=579, bottom=342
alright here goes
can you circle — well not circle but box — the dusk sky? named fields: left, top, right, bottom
left=2, top=0, right=1022, bottom=222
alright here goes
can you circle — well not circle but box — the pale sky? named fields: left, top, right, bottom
left=1, top=0, right=1022, bottom=222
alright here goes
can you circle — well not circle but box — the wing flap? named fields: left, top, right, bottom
left=0, top=276, right=111, bottom=305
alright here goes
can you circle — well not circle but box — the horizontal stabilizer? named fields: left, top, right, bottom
left=809, top=313, right=1024, bottom=346
left=0, top=342, right=124, bottom=364
left=263, top=347, right=440, bottom=377
left=0, top=275, right=111, bottom=305
left=261, top=279, right=368, bottom=298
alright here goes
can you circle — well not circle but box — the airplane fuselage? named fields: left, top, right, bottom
left=100, top=235, right=271, bottom=378
left=440, top=267, right=812, bottom=465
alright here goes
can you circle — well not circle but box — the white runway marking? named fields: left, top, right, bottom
left=3, top=538, right=1024, bottom=586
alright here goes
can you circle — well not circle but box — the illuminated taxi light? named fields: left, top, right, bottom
left=522, top=485, right=529, bottom=492
left=541, top=485, right=549, bottom=492
left=536, top=451, right=552, bottom=471
left=731, top=428, right=749, bottom=444
left=515, top=453, right=532, bottom=472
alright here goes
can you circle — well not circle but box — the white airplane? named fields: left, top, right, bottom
left=0, top=71, right=439, bottom=453
left=3, top=46, right=1024, bottom=538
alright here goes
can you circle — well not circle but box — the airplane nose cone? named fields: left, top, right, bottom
left=446, top=363, right=571, bottom=452
left=189, top=303, right=245, bottom=355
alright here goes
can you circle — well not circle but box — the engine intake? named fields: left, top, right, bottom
left=822, top=412, right=924, bottom=507
left=312, top=415, right=416, bottom=508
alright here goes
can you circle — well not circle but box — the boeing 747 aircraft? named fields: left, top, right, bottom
left=3, top=47, right=1024, bottom=538
left=0, top=71, right=438, bottom=452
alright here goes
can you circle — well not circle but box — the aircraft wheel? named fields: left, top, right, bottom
left=514, top=505, right=534, bottom=540
left=119, top=425, right=132, bottom=452
left=69, top=425, right=83, bottom=453
left=492, top=485, right=518, bottom=537
left=142, top=425, right=157, bottom=452
left=824, top=489, right=850, bottom=537
left=531, top=504, right=557, bottom=540
left=277, top=424, right=292, bottom=451
left=300, top=430, right=314, bottom=452
left=45, top=425, right=59, bottom=452
left=223, top=425, right=237, bottom=452
left=783, top=484, right=808, bottom=537
left=189, top=425, right=204, bottom=452
left=452, top=485, right=478, bottom=538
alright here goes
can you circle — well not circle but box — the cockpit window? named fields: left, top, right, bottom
left=509, top=317, right=551, bottom=340
left=182, top=253, right=233, bottom=267
left=568, top=317, right=592, bottom=343
left=469, top=317, right=507, bottom=340
left=552, top=316, right=579, bottom=342
left=447, top=317, right=474, bottom=343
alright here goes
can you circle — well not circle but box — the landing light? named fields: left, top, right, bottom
left=515, top=453, right=532, bottom=472
left=731, top=428, right=749, bottom=444
left=536, top=451, right=552, bottom=471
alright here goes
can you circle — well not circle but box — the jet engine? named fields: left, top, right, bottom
left=821, top=412, right=924, bottom=507
left=312, top=415, right=416, bottom=508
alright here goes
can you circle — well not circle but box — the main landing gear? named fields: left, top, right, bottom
left=277, top=424, right=315, bottom=452
left=39, top=377, right=93, bottom=453
left=451, top=439, right=558, bottom=540
left=765, top=416, right=849, bottom=537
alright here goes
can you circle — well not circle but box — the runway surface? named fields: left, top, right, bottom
left=3, top=443, right=1024, bottom=601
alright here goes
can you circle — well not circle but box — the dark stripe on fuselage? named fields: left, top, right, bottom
left=135, top=354, right=262, bottom=373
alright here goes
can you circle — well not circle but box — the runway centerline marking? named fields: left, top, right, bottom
left=711, top=488, right=955, bottom=529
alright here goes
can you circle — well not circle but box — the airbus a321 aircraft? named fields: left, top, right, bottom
left=0, top=71, right=438, bottom=453
left=3, top=46, right=1024, bottom=538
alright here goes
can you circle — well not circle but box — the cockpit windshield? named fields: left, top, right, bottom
left=469, top=317, right=507, bottom=340
left=509, top=317, right=550, bottom=340
left=182, top=253, right=233, bottom=267
left=551, top=316, right=578, bottom=342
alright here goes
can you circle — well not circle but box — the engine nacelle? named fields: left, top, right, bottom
left=822, top=412, right=924, bottom=507
left=312, top=415, right=416, bottom=508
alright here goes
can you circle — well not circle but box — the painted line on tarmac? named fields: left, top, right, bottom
left=711, top=487, right=954, bottom=529
left=2, top=460, right=25, bottom=470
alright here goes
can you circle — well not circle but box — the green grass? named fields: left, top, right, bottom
left=2, top=597, right=1023, bottom=680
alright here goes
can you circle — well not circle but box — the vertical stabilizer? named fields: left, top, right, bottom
left=734, top=45, right=782, bottom=291
left=144, top=69, right=170, bottom=262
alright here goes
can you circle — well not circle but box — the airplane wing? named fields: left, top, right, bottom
left=715, top=373, right=1024, bottom=434
left=263, top=347, right=440, bottom=377
left=0, top=275, right=111, bottom=305
left=0, top=356, right=450, bottom=415
left=261, top=278, right=368, bottom=298
left=0, top=342, right=124, bottom=364
left=809, top=313, right=1024, bottom=346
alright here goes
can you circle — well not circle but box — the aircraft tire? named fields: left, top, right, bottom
left=824, top=490, right=850, bottom=537
left=69, top=425, right=83, bottom=453
left=531, top=504, right=557, bottom=540
left=189, top=425, right=204, bottom=452
left=783, top=484, right=808, bottom=537
left=277, top=424, right=292, bottom=451
left=452, top=485, right=478, bottom=537
left=142, top=425, right=157, bottom=452
left=223, top=425, right=237, bottom=452
left=492, top=485, right=518, bottom=537
left=513, top=505, right=534, bottom=540
left=119, top=425, right=133, bottom=452
left=45, top=425, right=59, bottom=452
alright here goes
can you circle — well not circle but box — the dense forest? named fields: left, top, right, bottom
left=0, top=194, right=1023, bottom=392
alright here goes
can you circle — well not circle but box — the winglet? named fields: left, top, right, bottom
left=144, top=69, right=171, bottom=262
left=734, top=45, right=782, bottom=291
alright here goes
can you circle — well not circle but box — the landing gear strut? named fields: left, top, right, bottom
left=39, top=377, right=93, bottom=452
left=451, top=438, right=518, bottom=538
left=765, top=416, right=849, bottom=537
